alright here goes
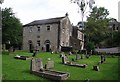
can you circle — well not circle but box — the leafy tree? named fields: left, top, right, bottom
left=2, top=8, right=22, bottom=49
left=85, top=6, right=110, bottom=47
left=105, top=31, right=120, bottom=47
left=112, top=31, right=120, bottom=47
left=86, top=41, right=95, bottom=52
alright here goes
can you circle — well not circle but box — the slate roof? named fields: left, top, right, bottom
left=23, top=16, right=65, bottom=27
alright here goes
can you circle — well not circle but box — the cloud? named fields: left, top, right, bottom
left=2, top=0, right=119, bottom=25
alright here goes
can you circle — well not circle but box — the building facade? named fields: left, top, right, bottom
left=109, top=18, right=120, bottom=31
left=23, top=14, right=84, bottom=52
left=70, top=26, right=84, bottom=50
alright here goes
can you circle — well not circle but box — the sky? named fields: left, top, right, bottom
left=1, top=0, right=120, bottom=25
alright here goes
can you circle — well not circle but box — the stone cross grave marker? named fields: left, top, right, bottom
left=45, top=60, right=54, bottom=69
left=30, top=58, right=43, bottom=72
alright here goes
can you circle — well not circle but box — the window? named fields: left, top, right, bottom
left=29, top=27, right=32, bottom=32
left=47, top=26, right=50, bottom=31
left=37, top=26, right=40, bottom=31
left=37, top=35, right=40, bottom=38
left=37, top=40, right=40, bottom=46
left=116, top=27, right=119, bottom=30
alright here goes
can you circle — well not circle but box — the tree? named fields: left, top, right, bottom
left=2, top=8, right=22, bottom=49
left=85, top=6, right=110, bottom=47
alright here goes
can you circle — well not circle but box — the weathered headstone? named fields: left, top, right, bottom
left=81, top=54, right=84, bottom=59
left=100, top=55, right=104, bottom=64
left=76, top=54, right=80, bottom=60
left=103, top=55, right=106, bottom=62
left=60, top=52, right=64, bottom=58
left=32, top=50, right=37, bottom=57
left=93, top=65, right=100, bottom=71
left=69, top=52, right=72, bottom=55
left=30, top=58, right=43, bottom=72
left=86, top=54, right=90, bottom=59
left=45, top=60, right=54, bottom=69
left=62, top=56, right=68, bottom=64
left=97, top=61, right=101, bottom=65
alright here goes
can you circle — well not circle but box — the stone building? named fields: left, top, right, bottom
left=23, top=14, right=84, bottom=52
left=109, top=18, right=120, bottom=31
left=70, top=26, right=84, bottom=50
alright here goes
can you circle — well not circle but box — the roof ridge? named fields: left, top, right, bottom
left=23, top=16, right=65, bottom=26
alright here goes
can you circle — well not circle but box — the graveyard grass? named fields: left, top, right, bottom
left=2, top=50, right=119, bottom=81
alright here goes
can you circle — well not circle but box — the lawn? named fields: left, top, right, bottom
left=2, top=50, right=119, bottom=81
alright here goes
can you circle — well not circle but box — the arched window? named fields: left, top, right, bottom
left=45, top=40, right=50, bottom=44
left=28, top=40, right=32, bottom=44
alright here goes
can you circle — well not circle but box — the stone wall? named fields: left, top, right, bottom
left=59, top=16, right=72, bottom=48
left=23, top=24, right=59, bottom=51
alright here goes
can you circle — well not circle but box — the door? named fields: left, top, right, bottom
left=46, top=44, right=50, bottom=52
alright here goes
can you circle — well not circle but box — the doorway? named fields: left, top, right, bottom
left=46, top=44, right=50, bottom=52
left=28, top=40, right=33, bottom=53
left=45, top=40, right=50, bottom=52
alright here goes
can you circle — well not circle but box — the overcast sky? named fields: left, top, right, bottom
left=1, top=0, right=120, bottom=25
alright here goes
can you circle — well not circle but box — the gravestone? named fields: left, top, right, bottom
left=103, top=55, right=106, bottom=62
left=60, top=52, right=64, bottom=58
left=93, top=65, right=100, bottom=71
left=32, top=50, right=37, bottom=57
left=86, top=52, right=90, bottom=59
left=76, top=54, right=80, bottom=60
left=30, top=58, right=43, bottom=72
left=62, top=56, right=68, bottom=64
left=97, top=61, right=101, bottom=65
left=100, top=55, right=104, bottom=64
left=45, top=60, right=54, bottom=69
left=81, top=54, right=84, bottom=59
left=69, top=52, right=72, bottom=55
left=86, top=55, right=89, bottom=59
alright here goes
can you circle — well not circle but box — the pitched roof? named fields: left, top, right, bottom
left=23, top=16, right=65, bottom=27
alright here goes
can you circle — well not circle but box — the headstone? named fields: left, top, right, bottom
left=86, top=54, right=90, bottom=59
left=51, top=51, right=54, bottom=54
left=93, top=65, right=100, bottom=71
left=76, top=54, right=80, bottom=60
left=8, top=46, right=13, bottom=52
left=32, top=51, right=37, bottom=57
left=69, top=52, right=72, bottom=55
left=45, top=60, right=54, bottom=69
left=62, top=56, right=68, bottom=64
left=30, top=58, right=43, bottom=72
left=100, top=55, right=104, bottom=64
left=103, top=55, right=106, bottom=62
left=60, top=52, right=64, bottom=58
left=81, top=54, right=84, bottom=59
left=97, top=61, right=101, bottom=65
